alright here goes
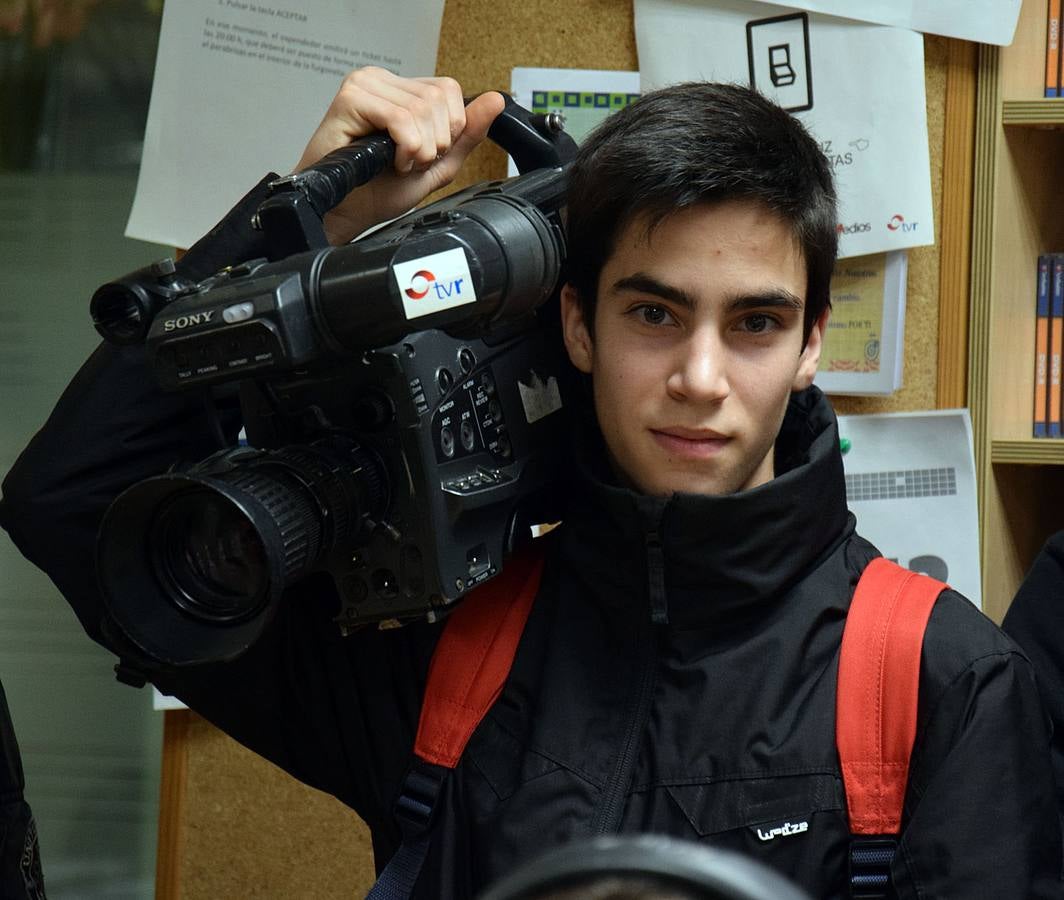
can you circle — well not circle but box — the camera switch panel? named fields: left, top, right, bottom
left=155, top=320, right=284, bottom=389
left=431, top=368, right=509, bottom=465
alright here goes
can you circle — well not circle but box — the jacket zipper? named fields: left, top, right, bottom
left=590, top=527, right=664, bottom=835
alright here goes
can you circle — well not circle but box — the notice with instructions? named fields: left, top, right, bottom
left=816, top=251, right=907, bottom=395
left=837, top=409, right=981, bottom=609
left=127, top=0, right=445, bottom=249
left=633, top=0, right=933, bottom=258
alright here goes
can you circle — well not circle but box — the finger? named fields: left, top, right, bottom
left=411, top=75, right=466, bottom=147
left=395, top=77, right=465, bottom=170
left=341, top=69, right=437, bottom=172
left=447, top=91, right=506, bottom=164
left=298, top=74, right=436, bottom=173
left=417, top=91, right=505, bottom=190
left=304, top=94, right=426, bottom=174
left=343, top=71, right=453, bottom=173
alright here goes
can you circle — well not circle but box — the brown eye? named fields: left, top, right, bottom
left=639, top=305, right=669, bottom=325
left=742, top=314, right=771, bottom=333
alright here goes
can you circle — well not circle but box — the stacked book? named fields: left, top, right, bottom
left=1049, top=1, right=1063, bottom=96
left=1033, top=254, right=1064, bottom=437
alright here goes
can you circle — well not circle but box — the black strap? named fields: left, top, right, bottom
left=366, top=762, right=447, bottom=899
left=849, top=837, right=897, bottom=899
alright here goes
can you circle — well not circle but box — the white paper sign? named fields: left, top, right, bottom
left=837, top=409, right=981, bottom=609
left=633, top=0, right=934, bottom=259
left=816, top=250, right=907, bottom=396
left=127, top=0, right=445, bottom=250
left=746, top=0, right=1022, bottom=47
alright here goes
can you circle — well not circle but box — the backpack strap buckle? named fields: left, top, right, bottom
left=393, top=762, right=447, bottom=839
left=849, top=836, right=898, bottom=899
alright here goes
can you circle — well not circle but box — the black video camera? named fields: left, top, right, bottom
left=90, top=96, right=577, bottom=668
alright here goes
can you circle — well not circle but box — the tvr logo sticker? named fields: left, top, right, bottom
left=394, top=248, right=477, bottom=320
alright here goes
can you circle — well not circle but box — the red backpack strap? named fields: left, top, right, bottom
left=414, top=543, right=545, bottom=767
left=837, top=557, right=947, bottom=836
left=367, top=546, right=546, bottom=900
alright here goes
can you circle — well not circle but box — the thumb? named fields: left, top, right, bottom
left=446, top=91, right=507, bottom=166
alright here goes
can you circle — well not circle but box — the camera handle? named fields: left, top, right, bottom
left=256, top=92, right=576, bottom=260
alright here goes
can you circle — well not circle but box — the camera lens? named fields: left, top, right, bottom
left=151, top=490, right=270, bottom=624
left=97, top=439, right=389, bottom=666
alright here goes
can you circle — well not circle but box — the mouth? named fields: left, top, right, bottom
left=650, top=428, right=731, bottom=459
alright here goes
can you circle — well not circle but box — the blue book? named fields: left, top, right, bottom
left=1035, top=254, right=1051, bottom=438
left=1050, top=255, right=1064, bottom=438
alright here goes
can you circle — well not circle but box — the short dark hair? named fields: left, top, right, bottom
left=564, top=82, right=837, bottom=342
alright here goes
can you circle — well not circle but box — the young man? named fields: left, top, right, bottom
left=1, top=68, right=1060, bottom=897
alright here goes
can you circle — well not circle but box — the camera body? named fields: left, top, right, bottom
left=234, top=317, right=568, bottom=631
left=92, top=99, right=577, bottom=666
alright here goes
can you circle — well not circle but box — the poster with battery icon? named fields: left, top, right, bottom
left=633, top=0, right=934, bottom=259
left=747, top=12, right=813, bottom=111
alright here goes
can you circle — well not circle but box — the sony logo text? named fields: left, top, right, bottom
left=163, top=310, right=216, bottom=332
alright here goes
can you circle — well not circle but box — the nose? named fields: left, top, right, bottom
left=665, top=329, right=730, bottom=403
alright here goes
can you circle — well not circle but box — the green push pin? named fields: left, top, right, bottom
left=840, top=437, right=852, bottom=455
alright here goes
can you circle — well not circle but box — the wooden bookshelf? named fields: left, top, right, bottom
left=1002, top=99, right=1064, bottom=124
left=970, top=0, right=1064, bottom=623
left=991, top=438, right=1064, bottom=464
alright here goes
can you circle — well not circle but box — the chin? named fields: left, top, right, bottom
left=640, top=473, right=735, bottom=498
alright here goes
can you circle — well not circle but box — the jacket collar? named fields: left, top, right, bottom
left=557, top=386, right=854, bottom=629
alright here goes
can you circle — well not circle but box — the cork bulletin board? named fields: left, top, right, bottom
left=155, top=2, right=975, bottom=896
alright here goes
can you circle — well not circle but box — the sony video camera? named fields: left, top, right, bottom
left=89, top=96, right=576, bottom=668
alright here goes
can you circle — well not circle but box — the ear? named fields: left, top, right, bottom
left=793, top=308, right=829, bottom=391
left=560, top=283, right=594, bottom=374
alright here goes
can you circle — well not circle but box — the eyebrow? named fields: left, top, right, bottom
left=610, top=272, right=805, bottom=313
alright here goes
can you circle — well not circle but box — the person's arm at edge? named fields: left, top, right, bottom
left=1002, top=531, right=1064, bottom=820
left=893, top=594, right=1062, bottom=896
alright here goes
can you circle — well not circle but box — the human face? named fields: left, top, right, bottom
left=561, top=200, right=827, bottom=497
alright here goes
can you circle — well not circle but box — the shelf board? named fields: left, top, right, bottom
left=1002, top=99, right=1064, bottom=126
left=991, top=438, right=1064, bottom=464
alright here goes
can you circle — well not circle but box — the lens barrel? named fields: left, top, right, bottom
left=97, top=440, right=387, bottom=666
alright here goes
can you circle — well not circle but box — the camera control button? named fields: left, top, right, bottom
left=458, top=347, right=476, bottom=374
left=371, top=569, right=398, bottom=600
left=440, top=426, right=455, bottom=458
left=460, top=419, right=476, bottom=452
left=222, top=302, right=256, bottom=324
left=437, top=367, right=454, bottom=394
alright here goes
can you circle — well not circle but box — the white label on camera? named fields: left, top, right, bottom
left=518, top=370, right=563, bottom=424
left=393, top=248, right=477, bottom=320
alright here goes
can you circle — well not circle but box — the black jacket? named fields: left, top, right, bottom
left=1, top=187, right=1060, bottom=898
left=0, top=682, right=45, bottom=900
left=1003, top=531, right=1064, bottom=819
